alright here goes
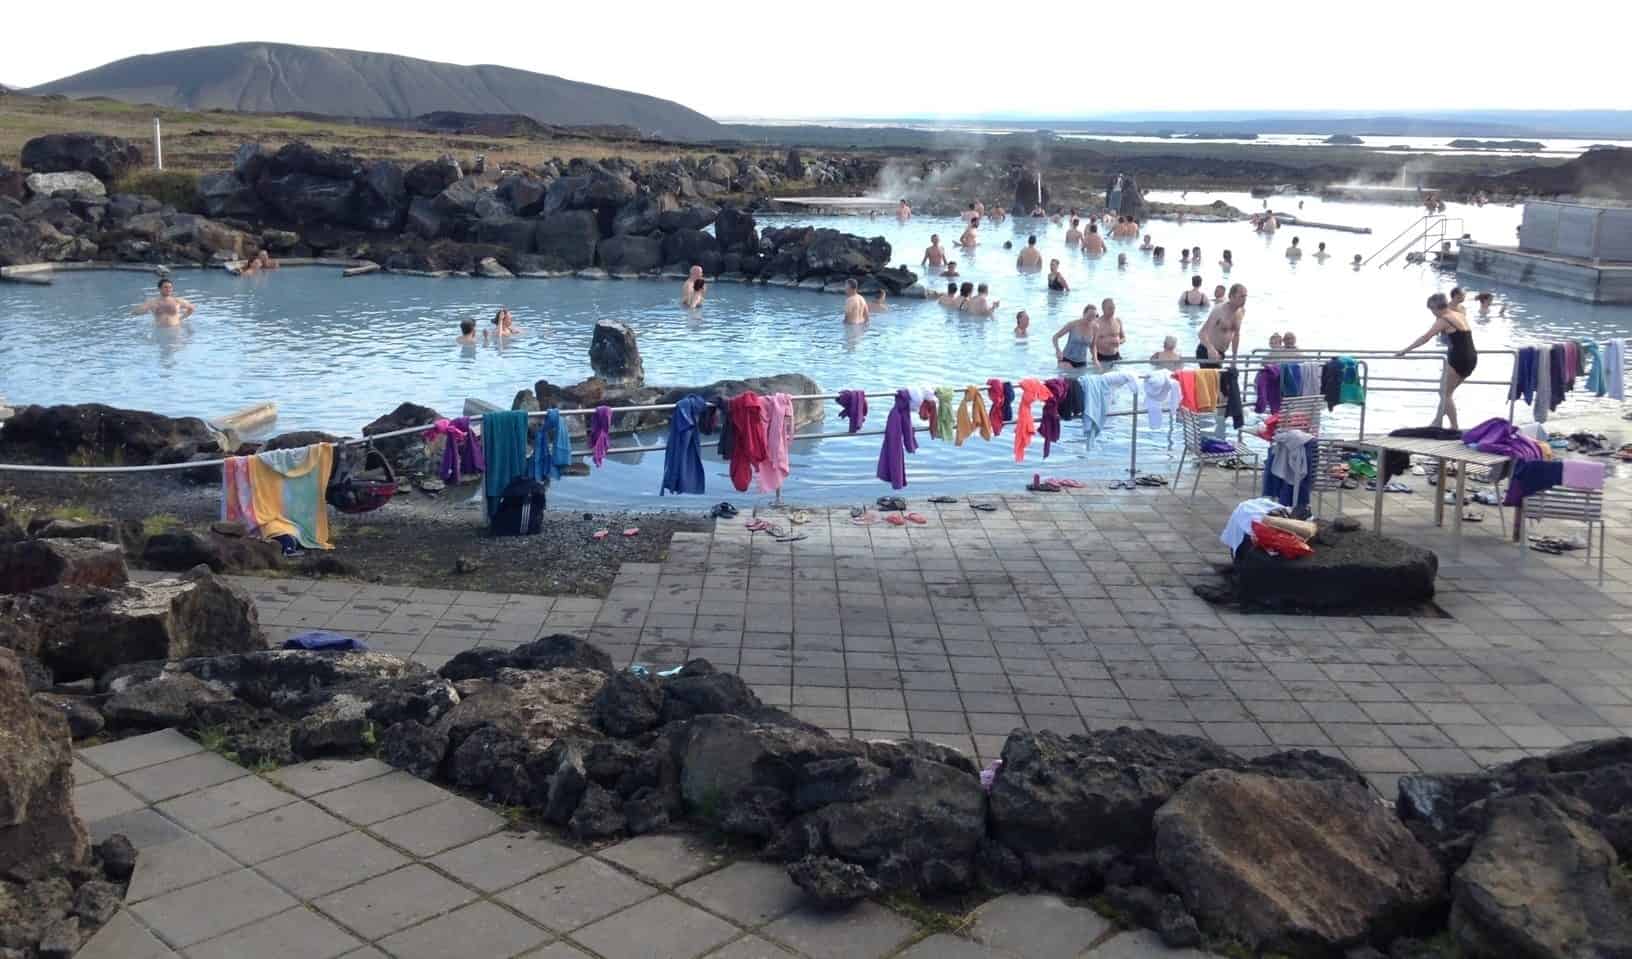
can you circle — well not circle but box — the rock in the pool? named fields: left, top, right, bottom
left=589, top=319, right=644, bottom=385
left=0, top=538, right=128, bottom=595
left=0, top=648, right=89, bottom=875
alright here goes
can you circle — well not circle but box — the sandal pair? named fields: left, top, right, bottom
left=884, top=512, right=927, bottom=526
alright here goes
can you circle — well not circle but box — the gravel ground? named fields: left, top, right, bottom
left=0, top=471, right=712, bottom=596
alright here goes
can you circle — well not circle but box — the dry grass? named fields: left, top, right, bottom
left=0, top=92, right=736, bottom=175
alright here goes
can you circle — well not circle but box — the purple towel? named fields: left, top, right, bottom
left=875, top=389, right=918, bottom=490
left=589, top=405, right=612, bottom=467
left=837, top=390, right=868, bottom=433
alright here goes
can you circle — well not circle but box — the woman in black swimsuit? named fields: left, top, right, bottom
left=1398, top=292, right=1477, bottom=429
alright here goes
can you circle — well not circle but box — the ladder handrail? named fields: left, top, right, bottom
left=1365, top=216, right=1464, bottom=268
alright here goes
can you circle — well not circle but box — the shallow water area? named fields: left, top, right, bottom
left=4, top=192, right=1631, bottom=508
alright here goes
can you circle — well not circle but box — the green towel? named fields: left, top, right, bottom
left=935, top=387, right=956, bottom=441
left=482, top=410, right=531, bottom=520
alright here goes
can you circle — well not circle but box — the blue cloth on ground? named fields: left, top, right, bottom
left=1262, top=437, right=1317, bottom=508
left=482, top=409, right=531, bottom=521
left=283, top=631, right=369, bottom=651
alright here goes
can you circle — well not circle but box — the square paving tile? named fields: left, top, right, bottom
left=269, top=758, right=394, bottom=797
left=896, top=933, right=1005, bottom=958
left=1091, top=928, right=1209, bottom=957
left=79, top=729, right=203, bottom=775
left=761, top=902, right=918, bottom=959
left=72, top=778, right=147, bottom=824
left=184, top=906, right=362, bottom=959
left=131, top=867, right=297, bottom=948
left=117, top=753, right=246, bottom=803
left=85, top=807, right=189, bottom=849
left=704, top=937, right=801, bottom=959
left=126, top=834, right=240, bottom=902
left=429, top=830, right=579, bottom=893
left=204, top=801, right=351, bottom=864
left=155, top=775, right=297, bottom=831
left=497, top=857, right=655, bottom=932
left=970, top=893, right=1110, bottom=959
left=74, top=911, right=178, bottom=959
left=72, top=757, right=105, bottom=785
left=370, top=796, right=504, bottom=857
left=258, top=830, right=411, bottom=900
left=574, top=893, right=738, bottom=959
left=677, top=861, right=804, bottom=927
left=313, top=865, right=477, bottom=941
left=312, top=771, right=449, bottom=825
left=526, top=944, right=595, bottom=959
left=599, top=833, right=725, bottom=887
left=375, top=901, right=548, bottom=959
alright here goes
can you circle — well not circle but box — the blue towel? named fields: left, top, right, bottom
left=483, top=409, right=531, bottom=521
left=530, top=409, right=573, bottom=481
left=283, top=631, right=369, bottom=651
left=661, top=394, right=708, bottom=496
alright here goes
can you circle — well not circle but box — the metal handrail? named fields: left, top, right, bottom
left=1363, top=216, right=1465, bottom=268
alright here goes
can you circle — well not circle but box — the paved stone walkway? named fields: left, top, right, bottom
left=71, top=731, right=1198, bottom=958
left=227, top=465, right=1632, bottom=796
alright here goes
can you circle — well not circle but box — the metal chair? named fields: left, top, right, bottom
left=1174, top=408, right=1258, bottom=497
left=1521, top=486, right=1607, bottom=582
left=1311, top=440, right=1351, bottom=517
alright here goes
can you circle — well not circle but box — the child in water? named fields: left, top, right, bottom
left=456, top=318, right=478, bottom=345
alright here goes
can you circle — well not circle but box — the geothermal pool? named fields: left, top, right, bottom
left=4, top=192, right=1631, bottom=508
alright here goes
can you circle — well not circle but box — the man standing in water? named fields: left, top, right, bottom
left=130, top=277, right=196, bottom=327
left=897, top=199, right=911, bottom=220
left=1082, top=223, right=1107, bottom=255
left=680, top=265, right=704, bottom=304
left=959, top=218, right=980, bottom=249
left=1198, top=284, right=1247, bottom=368
left=842, top=279, right=871, bottom=325
left=921, top=235, right=947, bottom=273
left=1016, top=235, right=1043, bottom=272
left=1089, top=300, right=1125, bottom=370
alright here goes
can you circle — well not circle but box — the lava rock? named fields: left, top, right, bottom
left=70, top=879, right=121, bottom=925
left=1451, top=793, right=1632, bottom=959
left=36, top=915, right=80, bottom=959
left=787, top=855, right=879, bottom=908
left=534, top=210, right=599, bottom=270
left=596, top=233, right=663, bottom=274
left=378, top=721, right=450, bottom=779
left=1233, top=524, right=1437, bottom=612
left=591, top=671, right=664, bottom=738
left=31, top=693, right=104, bottom=740
left=141, top=529, right=282, bottom=574
left=184, top=700, right=295, bottom=767
left=569, top=783, right=626, bottom=839
left=714, top=206, right=758, bottom=251
left=198, top=171, right=261, bottom=219
left=405, top=155, right=462, bottom=197
left=0, top=649, right=88, bottom=875
left=0, top=538, right=127, bottom=595
left=588, top=319, right=643, bottom=385
left=0, top=403, right=221, bottom=467
left=1154, top=770, right=1444, bottom=954
left=94, top=835, right=136, bottom=881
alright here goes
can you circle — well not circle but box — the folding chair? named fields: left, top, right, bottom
left=1174, top=408, right=1258, bottom=497
left=1521, top=486, right=1607, bottom=582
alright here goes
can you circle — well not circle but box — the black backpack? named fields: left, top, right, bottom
left=491, top=476, right=547, bottom=536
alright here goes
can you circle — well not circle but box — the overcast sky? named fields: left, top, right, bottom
left=8, top=0, right=1629, bottom=118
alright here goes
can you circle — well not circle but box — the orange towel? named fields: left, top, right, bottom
left=1014, top=378, right=1049, bottom=462
left=955, top=386, right=991, bottom=445
left=1176, top=370, right=1198, bottom=412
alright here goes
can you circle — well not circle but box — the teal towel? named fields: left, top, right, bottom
left=482, top=410, right=530, bottom=520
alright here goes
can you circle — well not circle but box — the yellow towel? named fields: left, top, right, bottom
left=955, top=386, right=992, bottom=445
left=248, top=443, right=334, bottom=549
left=1193, top=369, right=1220, bottom=412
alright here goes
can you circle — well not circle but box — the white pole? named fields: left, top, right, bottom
left=153, top=116, right=163, bottom=171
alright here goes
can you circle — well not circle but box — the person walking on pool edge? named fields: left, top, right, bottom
left=1398, top=292, right=1477, bottom=430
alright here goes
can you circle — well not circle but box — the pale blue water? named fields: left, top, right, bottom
left=4, top=192, right=1631, bottom=507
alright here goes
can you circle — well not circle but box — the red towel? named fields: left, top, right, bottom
left=987, top=378, right=1007, bottom=435
left=727, top=393, right=768, bottom=492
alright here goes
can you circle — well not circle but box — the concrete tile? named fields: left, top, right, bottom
left=497, top=857, right=655, bottom=932
left=72, top=757, right=105, bottom=785
left=73, top=778, right=147, bottom=824
left=313, top=865, right=477, bottom=941
left=312, top=771, right=449, bottom=825
left=132, top=867, right=297, bottom=948
left=204, top=801, right=351, bottom=864
left=376, top=901, right=548, bottom=959
left=1090, top=928, right=1209, bottom=957
left=184, top=906, right=362, bottom=959
left=118, top=753, right=246, bottom=803
left=599, top=833, right=726, bottom=887
left=430, top=830, right=580, bottom=893
left=704, top=936, right=801, bottom=959
left=156, top=775, right=297, bottom=831
left=127, top=834, right=240, bottom=902
left=268, top=758, right=394, bottom=797
left=79, top=729, right=203, bottom=775
left=677, top=860, right=803, bottom=927
left=574, top=893, right=738, bottom=959
left=525, top=944, right=596, bottom=959
left=86, top=807, right=189, bottom=849
left=74, top=911, right=179, bottom=959
left=371, top=796, right=504, bottom=857
left=970, top=892, right=1111, bottom=959
left=897, top=933, right=1006, bottom=958
left=761, top=902, right=918, bottom=959
left=259, top=830, right=411, bottom=900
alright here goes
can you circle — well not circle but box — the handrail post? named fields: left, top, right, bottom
left=1129, top=390, right=1139, bottom=481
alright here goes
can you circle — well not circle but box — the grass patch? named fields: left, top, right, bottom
left=194, top=725, right=228, bottom=753
left=140, top=513, right=183, bottom=537
left=498, top=805, right=532, bottom=829
left=879, top=891, right=976, bottom=938
left=1086, top=894, right=1137, bottom=930
left=114, top=170, right=201, bottom=212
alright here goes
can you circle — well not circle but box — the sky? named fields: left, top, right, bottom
left=7, top=0, right=1631, bottom=119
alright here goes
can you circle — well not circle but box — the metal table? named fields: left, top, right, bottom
left=1355, top=436, right=1511, bottom=558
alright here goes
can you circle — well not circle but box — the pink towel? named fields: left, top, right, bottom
left=1561, top=460, right=1605, bottom=490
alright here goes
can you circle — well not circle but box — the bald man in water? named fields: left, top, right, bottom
left=680, top=265, right=703, bottom=304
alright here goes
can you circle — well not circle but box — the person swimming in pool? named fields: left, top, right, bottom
left=1150, top=336, right=1184, bottom=368
left=130, top=278, right=195, bottom=328
left=1064, top=217, right=1083, bottom=246
left=842, top=278, right=871, bottom=326
left=1180, top=249, right=1191, bottom=267
left=1180, top=275, right=1209, bottom=307
left=897, top=199, right=911, bottom=220
left=1052, top=305, right=1098, bottom=369
left=1286, top=236, right=1303, bottom=260
left=959, top=218, right=980, bottom=248
left=682, top=278, right=706, bottom=309
left=1313, top=241, right=1330, bottom=262
left=872, top=289, right=889, bottom=313
left=1047, top=259, right=1070, bottom=292
left=963, top=283, right=1001, bottom=316
left=1398, top=292, right=1477, bottom=429
left=456, top=318, right=478, bottom=345
left=1017, top=235, right=1044, bottom=272
left=1220, top=250, right=1233, bottom=271
left=680, top=265, right=704, bottom=303
left=1352, top=254, right=1363, bottom=269
left=1082, top=223, right=1107, bottom=255
left=921, top=234, right=947, bottom=272
left=1014, top=310, right=1030, bottom=337
left=1117, top=253, right=1129, bottom=269
left=1191, top=246, right=1201, bottom=263
left=937, top=281, right=962, bottom=307
left=943, top=261, right=960, bottom=278
left=1140, top=234, right=1154, bottom=251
